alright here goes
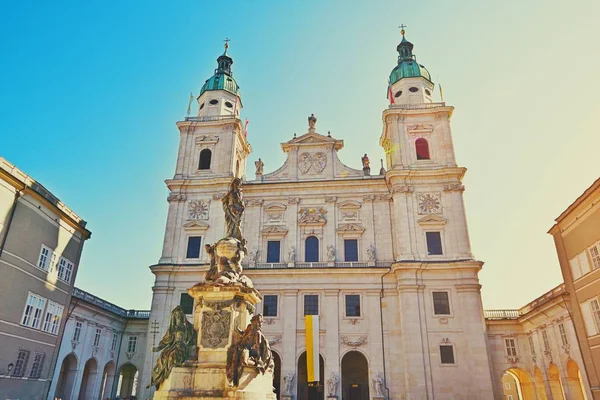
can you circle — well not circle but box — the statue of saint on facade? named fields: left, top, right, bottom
left=148, top=306, right=197, bottom=389
left=373, top=374, right=384, bottom=397
left=288, top=246, right=296, bottom=263
left=308, top=113, right=317, bottom=130
left=326, top=372, right=339, bottom=396
left=362, top=153, right=370, bottom=169
left=227, top=314, right=274, bottom=386
left=255, top=158, right=264, bottom=175
left=327, top=245, right=336, bottom=262
left=282, top=372, right=294, bottom=395
left=203, top=178, right=253, bottom=287
left=367, top=244, right=376, bottom=261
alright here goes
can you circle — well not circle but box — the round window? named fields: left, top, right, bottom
left=199, top=103, right=205, bottom=110
left=425, top=89, right=431, bottom=96
left=409, top=87, right=419, bottom=93
left=225, top=101, right=233, bottom=108
left=209, top=99, right=218, bottom=105
left=394, top=90, right=402, bottom=98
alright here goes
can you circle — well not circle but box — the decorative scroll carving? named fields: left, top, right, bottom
left=195, top=135, right=219, bottom=144
left=337, top=223, right=365, bottom=234
left=363, top=194, right=376, bottom=202
left=417, top=192, right=442, bottom=215
left=299, top=207, right=327, bottom=224
left=188, top=200, right=210, bottom=220
left=340, top=335, right=367, bottom=347
left=201, top=310, right=231, bottom=349
left=391, top=185, right=413, bottom=194
left=288, top=197, right=301, bottom=205
left=244, top=198, right=265, bottom=207
left=204, top=299, right=236, bottom=310
left=444, top=183, right=465, bottom=192
left=263, top=318, right=276, bottom=325
left=375, top=194, right=392, bottom=201
left=167, top=193, right=187, bottom=203
left=261, top=226, right=289, bottom=236
left=324, top=196, right=337, bottom=203
left=341, top=211, right=358, bottom=220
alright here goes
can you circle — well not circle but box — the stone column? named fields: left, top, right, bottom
left=391, top=186, right=415, bottom=260
left=324, top=289, right=340, bottom=399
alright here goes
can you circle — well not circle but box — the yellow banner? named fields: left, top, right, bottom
left=305, top=315, right=320, bottom=383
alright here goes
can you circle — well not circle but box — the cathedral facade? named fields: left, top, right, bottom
left=140, top=34, right=496, bottom=400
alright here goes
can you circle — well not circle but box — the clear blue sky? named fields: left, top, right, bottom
left=2, top=1, right=599, bottom=310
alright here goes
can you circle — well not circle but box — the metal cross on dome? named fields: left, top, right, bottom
left=399, top=24, right=407, bottom=35
left=224, top=37, right=231, bottom=49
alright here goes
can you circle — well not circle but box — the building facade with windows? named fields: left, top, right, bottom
left=549, top=178, right=600, bottom=399
left=140, top=33, right=496, bottom=400
left=486, top=284, right=593, bottom=400
left=47, top=287, right=150, bottom=400
left=0, top=157, right=91, bottom=400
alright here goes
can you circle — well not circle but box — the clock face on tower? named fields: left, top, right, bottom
left=188, top=200, right=210, bottom=220
left=417, top=193, right=442, bottom=215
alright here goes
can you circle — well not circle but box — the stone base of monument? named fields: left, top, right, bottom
left=153, top=284, right=276, bottom=400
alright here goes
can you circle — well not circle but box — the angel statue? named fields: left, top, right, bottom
left=227, top=314, right=274, bottom=386
left=148, top=306, right=197, bottom=389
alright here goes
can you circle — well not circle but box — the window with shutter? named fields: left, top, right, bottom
left=589, top=243, right=600, bottom=270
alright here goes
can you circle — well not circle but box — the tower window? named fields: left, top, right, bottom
left=199, top=149, right=212, bottom=170
left=394, top=90, right=402, bottom=98
left=305, top=236, right=319, bottom=262
left=209, top=99, right=218, bottom=105
left=440, top=345, right=455, bottom=364
left=199, top=103, right=204, bottom=110
left=180, top=293, right=194, bottom=315
left=409, top=87, right=419, bottom=92
left=426, top=232, right=443, bottom=255
left=425, top=89, right=431, bottom=96
left=225, top=101, right=233, bottom=108
left=186, top=236, right=202, bottom=259
left=415, top=138, right=430, bottom=160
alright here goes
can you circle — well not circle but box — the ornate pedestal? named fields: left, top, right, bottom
left=153, top=285, right=276, bottom=400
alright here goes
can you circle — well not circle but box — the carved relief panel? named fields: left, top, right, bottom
left=298, top=152, right=327, bottom=175
left=338, top=200, right=361, bottom=222
left=263, top=202, right=287, bottom=225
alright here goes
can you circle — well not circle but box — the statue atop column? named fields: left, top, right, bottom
left=308, top=113, right=317, bottom=131
left=203, top=178, right=252, bottom=287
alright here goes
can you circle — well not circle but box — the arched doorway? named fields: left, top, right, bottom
left=54, top=354, right=78, bottom=400
left=297, top=351, right=324, bottom=400
left=117, top=363, right=139, bottom=398
left=99, top=361, right=116, bottom=400
left=341, top=351, right=370, bottom=400
left=503, top=368, right=536, bottom=399
left=548, top=363, right=566, bottom=400
left=534, top=366, right=548, bottom=400
left=79, top=358, right=98, bottom=400
left=272, top=351, right=281, bottom=400
left=566, top=359, right=586, bottom=400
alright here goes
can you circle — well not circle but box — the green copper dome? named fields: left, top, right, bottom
left=389, top=35, right=432, bottom=84
left=199, top=47, right=240, bottom=98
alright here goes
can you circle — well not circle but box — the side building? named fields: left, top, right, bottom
left=549, top=178, right=600, bottom=399
left=486, top=284, right=592, bottom=400
left=47, top=287, right=150, bottom=400
left=0, top=157, right=91, bottom=400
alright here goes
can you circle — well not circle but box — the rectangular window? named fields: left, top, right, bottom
left=591, top=299, right=600, bottom=333
left=542, top=330, right=550, bottom=352
left=73, top=321, right=82, bottom=342
left=440, top=345, right=455, bottom=364
left=42, top=301, right=63, bottom=335
left=29, top=352, right=45, bottom=379
left=432, top=291, right=451, bottom=315
left=180, top=293, right=194, bottom=315
left=426, top=232, right=443, bottom=255
left=558, top=323, right=568, bottom=346
left=127, top=336, right=138, bottom=353
left=111, top=333, right=118, bottom=351
left=589, top=243, right=600, bottom=270
left=528, top=336, right=536, bottom=356
left=37, top=245, right=53, bottom=271
left=263, top=295, right=278, bottom=317
left=94, top=328, right=101, bottom=347
left=345, top=295, right=361, bottom=317
left=344, top=239, right=358, bottom=262
left=186, top=236, right=202, bottom=259
left=304, top=295, right=319, bottom=316
left=505, top=338, right=517, bottom=356
left=267, top=241, right=281, bottom=263
left=12, top=349, right=30, bottom=377
left=58, top=257, right=75, bottom=283
left=21, top=292, right=46, bottom=329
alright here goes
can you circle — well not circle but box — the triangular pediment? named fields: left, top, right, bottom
left=183, top=220, right=210, bottom=231
left=338, top=200, right=361, bottom=210
left=264, top=202, right=287, bottom=212
left=281, top=132, right=343, bottom=152
left=416, top=215, right=447, bottom=226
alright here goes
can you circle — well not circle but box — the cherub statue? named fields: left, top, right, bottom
left=148, top=306, right=197, bottom=389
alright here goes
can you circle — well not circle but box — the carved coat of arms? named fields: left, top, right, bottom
left=201, top=310, right=231, bottom=349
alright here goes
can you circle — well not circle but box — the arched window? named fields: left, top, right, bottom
left=199, top=149, right=212, bottom=170
left=305, top=236, right=319, bottom=262
left=415, top=138, right=430, bottom=160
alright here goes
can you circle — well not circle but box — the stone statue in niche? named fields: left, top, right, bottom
left=148, top=306, right=197, bottom=389
left=282, top=372, right=294, bottom=395
left=367, top=245, right=376, bottom=261
left=327, top=245, right=336, bottom=262
left=288, top=246, right=296, bottom=263
left=254, top=158, right=264, bottom=175
left=373, top=374, right=384, bottom=397
left=326, top=372, right=339, bottom=396
left=203, top=178, right=253, bottom=288
left=226, top=314, right=274, bottom=386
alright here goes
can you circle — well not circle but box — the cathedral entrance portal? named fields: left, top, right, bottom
left=341, top=351, right=369, bottom=400
left=297, top=351, right=324, bottom=400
